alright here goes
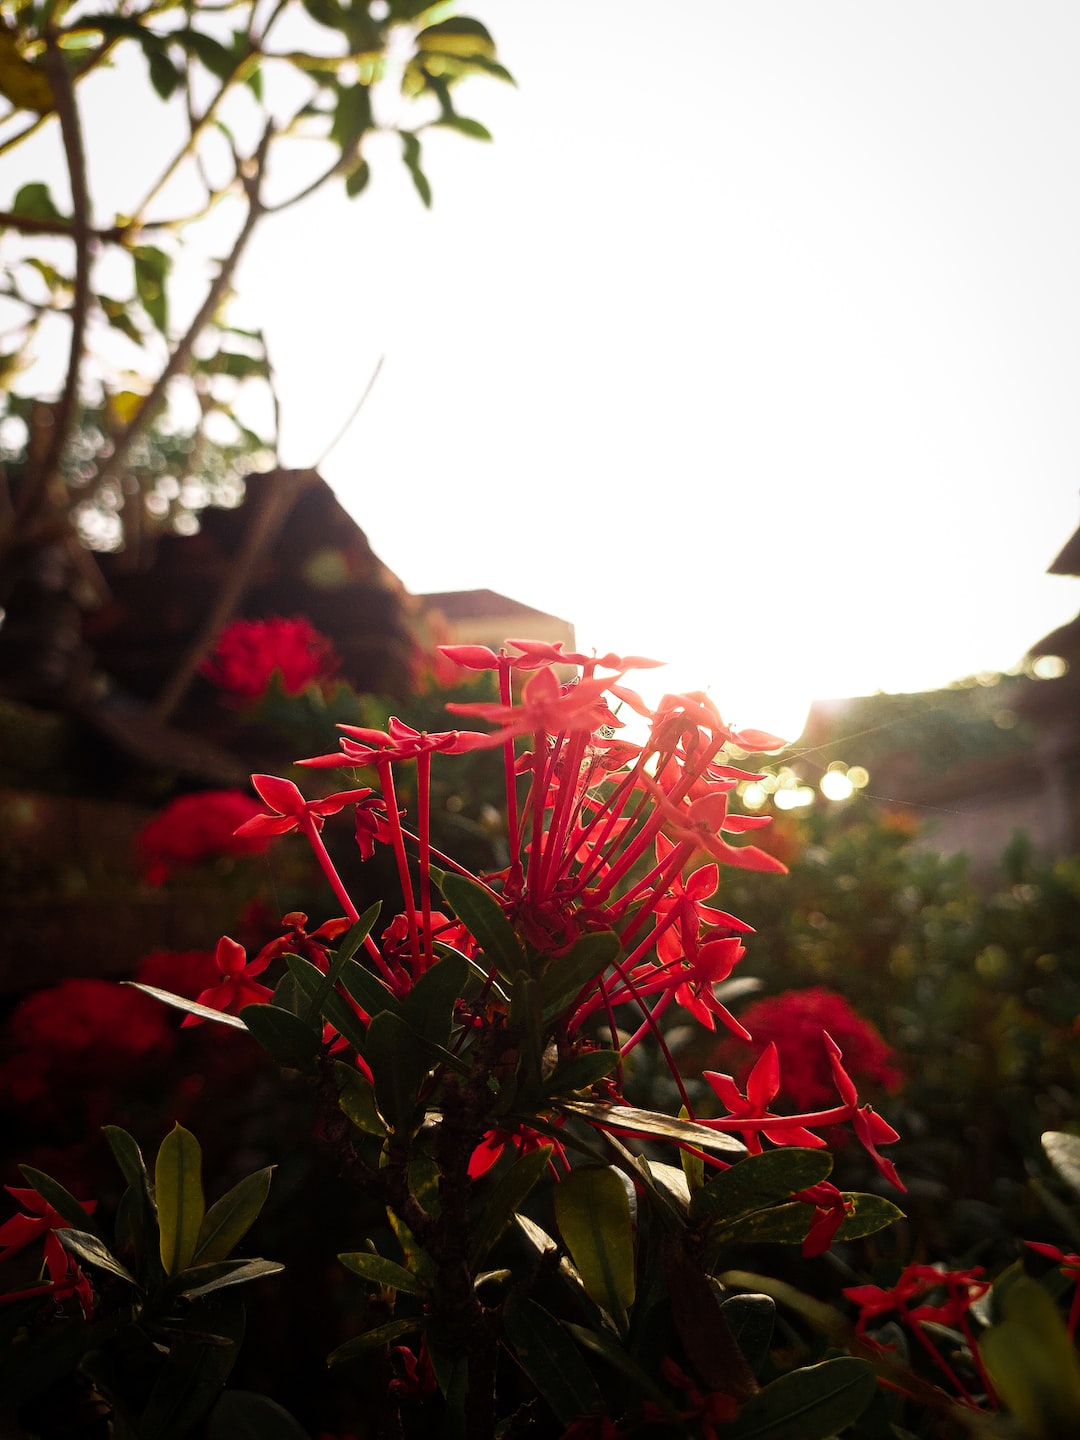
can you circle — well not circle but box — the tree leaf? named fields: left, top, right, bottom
left=538, top=930, right=620, bottom=1020
left=176, top=1257, right=284, bottom=1299
left=554, top=1166, right=636, bottom=1332
left=133, top=244, right=171, bottom=334
left=559, top=1100, right=746, bottom=1156
left=333, top=1059, right=387, bottom=1135
left=720, top=1293, right=776, bottom=1375
left=13, top=182, right=62, bottom=221
left=208, top=1390, right=310, bottom=1440
left=193, top=1167, right=274, bottom=1264
left=439, top=871, right=524, bottom=979
left=58, top=1228, right=137, bottom=1286
left=721, top=1357, right=876, bottom=1440
left=1044, top=1131, right=1080, bottom=1202
left=689, top=1149, right=834, bottom=1227
left=338, top=958, right=402, bottom=1020
left=979, top=1274, right=1080, bottom=1438
left=365, top=1010, right=428, bottom=1133
left=835, top=1193, right=905, bottom=1241
left=338, top=1251, right=427, bottom=1296
left=502, top=1297, right=605, bottom=1423
left=399, top=949, right=468, bottom=1048
left=239, top=1002, right=321, bottom=1069
left=156, top=1124, right=205, bottom=1276
left=17, top=1165, right=104, bottom=1239
left=328, top=1318, right=423, bottom=1366
left=126, top=982, right=248, bottom=1029
left=469, top=1145, right=553, bottom=1267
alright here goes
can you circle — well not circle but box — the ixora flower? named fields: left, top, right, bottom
left=136, top=789, right=269, bottom=884
left=200, top=614, right=340, bottom=702
left=722, top=987, right=903, bottom=1111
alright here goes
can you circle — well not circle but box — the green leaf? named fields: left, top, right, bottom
left=1044, top=1130, right=1080, bottom=1202
left=502, top=1297, right=605, bottom=1423
left=835, top=1193, right=905, bottom=1241
left=416, top=17, right=496, bottom=58
left=400, top=949, right=468, bottom=1048
left=285, top=954, right=367, bottom=1049
left=138, top=1291, right=245, bottom=1438
left=689, top=1149, right=834, bottom=1227
left=335, top=904, right=383, bottom=964
left=133, top=244, right=171, bottom=334
left=439, top=871, right=524, bottom=979
left=143, top=37, right=182, bottom=100
left=720, top=1293, right=776, bottom=1375
left=470, top=1145, right=553, bottom=1267
left=193, top=1167, right=274, bottom=1265
left=345, top=159, right=371, bottom=198
left=175, top=27, right=236, bottom=81
left=434, top=114, right=492, bottom=141
left=328, top=1317, right=423, bottom=1366
left=156, top=1125, right=205, bottom=1276
left=722, top=1357, right=876, bottom=1440
left=100, top=294, right=143, bottom=344
left=559, top=1100, right=746, bottom=1156
left=554, top=1167, right=636, bottom=1332
left=538, top=930, right=620, bottom=1020
left=17, top=1165, right=104, bottom=1239
left=542, top=1049, right=619, bottom=1098
left=979, top=1274, right=1080, bottom=1438
left=334, top=1059, right=387, bottom=1135
left=338, top=958, right=402, bottom=1020
left=126, top=982, right=248, bottom=1029
left=239, top=1002, right=321, bottom=1069
left=12, top=182, right=62, bottom=222
left=562, top=1323, right=673, bottom=1411
left=175, top=1257, right=284, bottom=1299
left=208, top=1390, right=310, bottom=1440
left=365, top=1010, right=428, bottom=1133
left=339, top=1251, right=427, bottom=1296
left=57, top=1228, right=137, bottom=1286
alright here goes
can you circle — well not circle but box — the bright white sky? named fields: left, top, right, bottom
left=9, top=1, right=1080, bottom=738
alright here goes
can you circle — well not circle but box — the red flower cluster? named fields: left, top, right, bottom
left=136, top=789, right=270, bottom=884
left=144, top=640, right=903, bottom=1219
left=0, top=977, right=175, bottom=1121
left=727, top=987, right=903, bottom=1111
left=200, top=615, right=340, bottom=702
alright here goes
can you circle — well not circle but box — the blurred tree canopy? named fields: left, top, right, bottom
left=0, top=0, right=509, bottom=581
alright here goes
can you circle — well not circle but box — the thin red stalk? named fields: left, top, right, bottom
left=378, top=760, right=419, bottom=967
left=525, top=729, right=550, bottom=903
left=591, top=948, right=694, bottom=1114
left=905, top=1313, right=977, bottom=1406
left=417, top=750, right=433, bottom=969
left=540, top=727, right=588, bottom=895
left=300, top=814, right=359, bottom=923
left=500, top=657, right=524, bottom=890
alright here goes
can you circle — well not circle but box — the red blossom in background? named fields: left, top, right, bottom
left=724, top=987, right=903, bottom=1112
left=136, top=789, right=269, bottom=884
left=200, top=615, right=340, bottom=702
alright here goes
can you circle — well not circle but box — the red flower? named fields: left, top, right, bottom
left=446, top=665, right=622, bottom=747
left=3, top=977, right=174, bottom=1091
left=300, top=717, right=492, bottom=769
left=234, top=775, right=378, bottom=839
left=182, top=936, right=273, bottom=1025
left=136, top=790, right=269, bottom=884
left=730, top=988, right=902, bottom=1111
left=0, top=1185, right=96, bottom=1263
left=703, top=1045, right=827, bottom=1152
left=200, top=615, right=339, bottom=702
